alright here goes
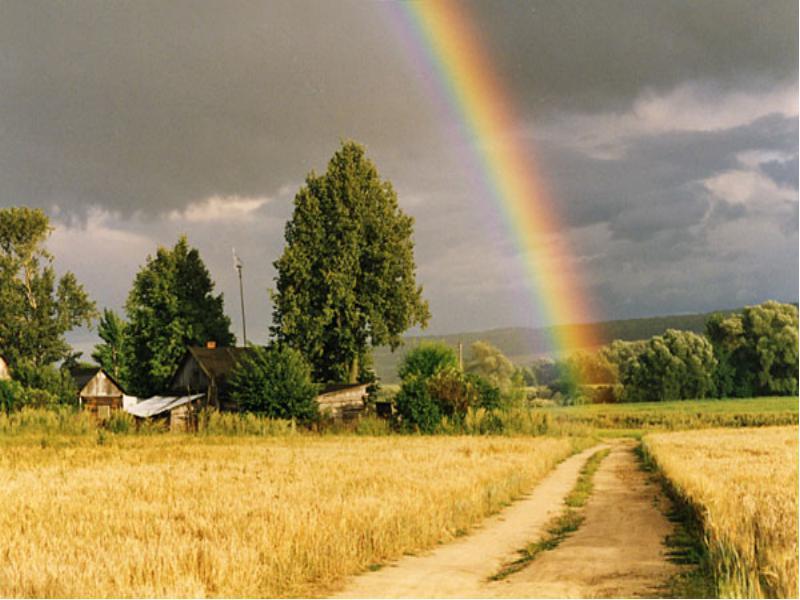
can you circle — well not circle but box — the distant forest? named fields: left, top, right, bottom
left=372, top=306, right=797, bottom=383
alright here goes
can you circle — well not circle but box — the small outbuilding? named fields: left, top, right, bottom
left=170, top=345, right=256, bottom=411
left=125, top=394, right=204, bottom=431
left=317, top=383, right=369, bottom=420
left=0, top=356, right=9, bottom=381
left=70, top=367, right=125, bottom=419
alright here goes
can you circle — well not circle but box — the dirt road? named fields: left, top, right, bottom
left=334, top=441, right=681, bottom=599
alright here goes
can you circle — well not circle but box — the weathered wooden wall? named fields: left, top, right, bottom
left=317, top=385, right=368, bottom=419
left=0, top=358, right=9, bottom=381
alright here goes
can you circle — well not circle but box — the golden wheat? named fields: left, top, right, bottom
left=644, top=426, right=798, bottom=598
left=0, top=434, right=584, bottom=597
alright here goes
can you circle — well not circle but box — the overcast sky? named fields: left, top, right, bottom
left=0, top=0, right=796, bottom=352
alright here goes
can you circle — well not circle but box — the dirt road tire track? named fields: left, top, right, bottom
left=334, top=445, right=604, bottom=598
left=334, top=441, right=682, bottom=599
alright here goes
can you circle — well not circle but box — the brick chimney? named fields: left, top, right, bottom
left=206, top=340, right=217, bottom=349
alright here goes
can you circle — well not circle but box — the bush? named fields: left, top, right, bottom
left=427, top=367, right=477, bottom=416
left=0, top=380, right=22, bottom=413
left=229, top=345, right=319, bottom=423
left=395, top=376, right=441, bottom=433
left=10, top=361, right=77, bottom=406
left=398, top=342, right=458, bottom=381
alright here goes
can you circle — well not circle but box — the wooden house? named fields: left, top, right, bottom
left=70, top=367, right=125, bottom=419
left=0, top=356, right=9, bottom=381
left=170, top=345, right=256, bottom=411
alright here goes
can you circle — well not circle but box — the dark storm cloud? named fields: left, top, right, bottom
left=0, top=0, right=796, bottom=337
left=469, top=0, right=797, bottom=114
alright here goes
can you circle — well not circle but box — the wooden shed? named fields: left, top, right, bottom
left=0, top=356, right=9, bottom=381
left=317, top=383, right=368, bottom=419
left=170, top=346, right=256, bottom=411
left=70, top=367, right=125, bottom=419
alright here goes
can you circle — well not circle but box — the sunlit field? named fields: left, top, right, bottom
left=0, top=434, right=585, bottom=598
left=643, top=426, right=799, bottom=598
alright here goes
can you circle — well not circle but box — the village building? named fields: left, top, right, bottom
left=123, top=344, right=371, bottom=430
left=0, top=356, right=10, bottom=381
left=70, top=366, right=125, bottom=419
left=170, top=345, right=257, bottom=411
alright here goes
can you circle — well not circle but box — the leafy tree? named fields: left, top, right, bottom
left=707, top=301, right=798, bottom=396
left=621, top=329, right=716, bottom=402
left=124, top=236, right=234, bottom=397
left=229, top=345, right=318, bottom=421
left=465, top=340, right=516, bottom=391
left=12, top=361, right=77, bottom=406
left=91, top=309, right=127, bottom=384
left=398, top=341, right=458, bottom=381
left=563, top=350, right=618, bottom=384
left=272, top=141, right=430, bottom=383
left=0, top=207, right=96, bottom=368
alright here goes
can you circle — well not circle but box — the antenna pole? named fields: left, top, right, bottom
left=233, top=249, right=247, bottom=346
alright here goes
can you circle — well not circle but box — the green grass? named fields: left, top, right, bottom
left=490, top=447, right=610, bottom=581
left=536, top=396, right=798, bottom=432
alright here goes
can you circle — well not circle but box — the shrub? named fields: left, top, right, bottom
left=229, top=345, right=319, bottom=423
left=0, top=380, right=21, bottom=413
left=427, top=367, right=477, bottom=416
left=398, top=342, right=458, bottom=381
left=395, top=376, right=441, bottom=433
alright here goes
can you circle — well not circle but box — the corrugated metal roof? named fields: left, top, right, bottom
left=125, top=394, right=203, bottom=418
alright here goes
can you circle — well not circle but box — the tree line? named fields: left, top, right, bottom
left=537, top=300, right=798, bottom=404
left=0, top=141, right=429, bottom=417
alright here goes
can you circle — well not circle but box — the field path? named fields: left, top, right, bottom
left=334, top=441, right=681, bottom=599
left=334, top=445, right=604, bottom=599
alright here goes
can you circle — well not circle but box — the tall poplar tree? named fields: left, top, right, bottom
left=272, top=141, right=430, bottom=383
left=124, top=236, right=234, bottom=396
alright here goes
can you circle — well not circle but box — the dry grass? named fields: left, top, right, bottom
left=644, top=426, right=798, bottom=598
left=0, top=434, right=585, bottom=597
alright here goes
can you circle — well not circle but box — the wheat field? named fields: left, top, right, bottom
left=0, top=434, right=583, bottom=597
left=644, top=426, right=799, bottom=598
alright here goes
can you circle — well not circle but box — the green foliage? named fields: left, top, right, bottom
left=394, top=376, right=441, bottom=433
left=426, top=367, right=478, bottom=416
left=0, top=380, right=21, bottom=413
left=398, top=341, right=458, bottom=381
left=620, top=329, right=717, bottom=402
left=124, top=236, right=234, bottom=396
left=228, top=345, right=319, bottom=422
left=0, top=207, right=96, bottom=369
left=11, top=361, right=77, bottom=406
left=707, top=301, right=798, bottom=397
left=466, top=372, right=503, bottom=410
left=272, top=141, right=430, bottom=383
left=465, top=340, right=516, bottom=391
left=91, top=309, right=128, bottom=386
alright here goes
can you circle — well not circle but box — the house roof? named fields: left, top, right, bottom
left=184, top=346, right=256, bottom=380
left=69, top=366, right=125, bottom=395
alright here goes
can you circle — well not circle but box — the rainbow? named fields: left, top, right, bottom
left=388, top=0, right=600, bottom=358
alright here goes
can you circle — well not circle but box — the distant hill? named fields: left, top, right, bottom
left=372, top=308, right=736, bottom=384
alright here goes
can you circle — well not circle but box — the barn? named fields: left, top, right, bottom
left=0, top=356, right=9, bottom=381
left=70, top=367, right=125, bottom=419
